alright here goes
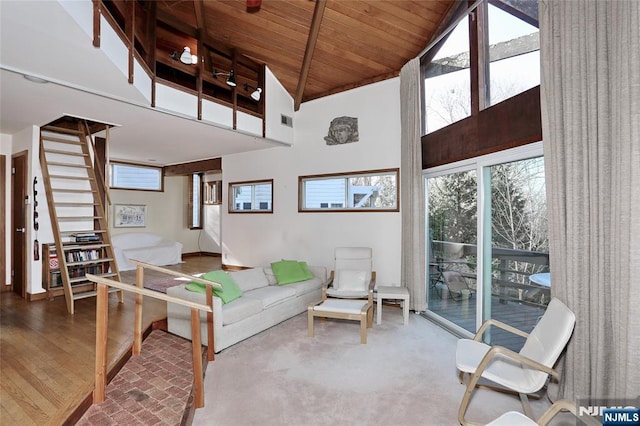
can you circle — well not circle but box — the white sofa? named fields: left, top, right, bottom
left=112, top=232, right=183, bottom=272
left=166, top=265, right=327, bottom=353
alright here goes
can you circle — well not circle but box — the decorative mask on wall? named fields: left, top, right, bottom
left=324, top=116, right=359, bottom=145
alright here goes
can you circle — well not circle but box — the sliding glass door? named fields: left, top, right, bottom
left=426, top=169, right=477, bottom=334
left=425, top=144, right=549, bottom=351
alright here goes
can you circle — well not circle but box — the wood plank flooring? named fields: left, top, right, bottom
left=0, top=256, right=220, bottom=425
left=427, top=286, right=547, bottom=351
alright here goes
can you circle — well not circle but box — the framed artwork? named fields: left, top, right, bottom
left=114, top=204, right=147, bottom=228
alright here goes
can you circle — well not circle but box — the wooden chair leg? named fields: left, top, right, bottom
left=360, top=311, right=367, bottom=344
left=307, top=307, right=314, bottom=337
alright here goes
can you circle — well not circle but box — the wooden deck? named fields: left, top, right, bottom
left=0, top=255, right=220, bottom=425
left=427, top=286, right=547, bottom=351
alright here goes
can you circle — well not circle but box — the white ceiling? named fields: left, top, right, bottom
left=0, top=1, right=284, bottom=166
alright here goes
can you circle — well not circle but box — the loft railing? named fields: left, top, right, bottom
left=86, top=260, right=222, bottom=408
left=93, top=0, right=265, bottom=124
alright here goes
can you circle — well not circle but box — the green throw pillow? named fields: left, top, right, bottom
left=298, top=261, right=314, bottom=280
left=271, top=260, right=312, bottom=285
left=185, top=282, right=207, bottom=293
left=185, top=270, right=243, bottom=304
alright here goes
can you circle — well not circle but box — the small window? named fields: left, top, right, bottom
left=188, top=173, right=203, bottom=229
left=109, top=162, right=163, bottom=191
left=299, top=169, right=399, bottom=212
left=229, top=179, right=273, bottom=213
left=203, top=181, right=222, bottom=205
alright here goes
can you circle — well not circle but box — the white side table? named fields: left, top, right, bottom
left=376, top=286, right=410, bottom=325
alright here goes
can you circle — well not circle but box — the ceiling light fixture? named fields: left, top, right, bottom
left=213, top=69, right=237, bottom=87
left=171, top=47, right=197, bottom=65
left=23, top=74, right=49, bottom=84
left=244, top=83, right=262, bottom=101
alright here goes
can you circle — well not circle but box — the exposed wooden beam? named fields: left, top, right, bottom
left=422, top=86, right=542, bottom=169
left=194, top=0, right=207, bottom=35
left=164, top=158, right=222, bottom=176
left=294, top=0, right=326, bottom=111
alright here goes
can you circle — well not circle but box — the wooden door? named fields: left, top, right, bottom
left=11, top=151, right=27, bottom=297
left=0, top=155, right=5, bottom=290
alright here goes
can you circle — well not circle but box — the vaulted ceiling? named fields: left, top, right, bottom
left=154, top=0, right=456, bottom=108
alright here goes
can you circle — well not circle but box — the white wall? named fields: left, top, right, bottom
left=265, top=66, right=294, bottom=144
left=1, top=133, right=12, bottom=286
left=221, top=78, right=402, bottom=285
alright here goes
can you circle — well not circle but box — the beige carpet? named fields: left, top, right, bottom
left=192, top=306, right=556, bottom=426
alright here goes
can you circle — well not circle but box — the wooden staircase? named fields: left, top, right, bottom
left=40, top=120, right=123, bottom=314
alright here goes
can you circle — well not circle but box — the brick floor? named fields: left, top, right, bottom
left=77, top=330, right=196, bottom=426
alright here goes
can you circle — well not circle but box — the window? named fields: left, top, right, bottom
left=423, top=15, right=471, bottom=134
left=203, top=181, right=222, bottom=205
left=299, top=169, right=399, bottom=212
left=188, top=173, right=203, bottom=229
left=421, top=1, right=540, bottom=134
left=487, top=4, right=540, bottom=106
left=109, top=162, right=163, bottom=191
left=229, top=180, right=273, bottom=213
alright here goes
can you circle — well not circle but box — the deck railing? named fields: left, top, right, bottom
left=431, top=241, right=550, bottom=306
left=86, top=260, right=222, bottom=408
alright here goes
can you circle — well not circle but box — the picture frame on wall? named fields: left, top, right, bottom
left=114, top=204, right=147, bottom=228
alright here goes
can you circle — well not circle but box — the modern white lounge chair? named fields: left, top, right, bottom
left=323, top=247, right=376, bottom=303
left=455, top=297, right=576, bottom=425
left=486, top=399, right=599, bottom=426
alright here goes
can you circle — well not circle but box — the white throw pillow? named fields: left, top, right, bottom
left=335, top=270, right=368, bottom=292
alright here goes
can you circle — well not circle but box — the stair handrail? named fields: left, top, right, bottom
left=82, top=120, right=112, bottom=207
left=87, top=263, right=222, bottom=409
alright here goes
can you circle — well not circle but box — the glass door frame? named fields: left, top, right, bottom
left=424, top=142, right=544, bottom=334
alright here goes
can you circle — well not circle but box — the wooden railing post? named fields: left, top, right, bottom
left=94, top=283, right=109, bottom=403
left=190, top=308, right=204, bottom=408
left=87, top=265, right=217, bottom=409
left=134, top=265, right=144, bottom=355
left=206, top=286, right=215, bottom=361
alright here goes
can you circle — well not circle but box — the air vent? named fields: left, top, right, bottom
left=281, top=114, right=293, bottom=128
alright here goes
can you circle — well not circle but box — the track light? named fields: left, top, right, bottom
left=171, top=47, right=197, bottom=65
left=213, top=69, right=237, bottom=87
left=244, top=83, right=262, bottom=101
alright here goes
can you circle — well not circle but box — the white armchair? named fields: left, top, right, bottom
left=322, top=247, right=376, bottom=303
left=456, top=297, right=576, bottom=425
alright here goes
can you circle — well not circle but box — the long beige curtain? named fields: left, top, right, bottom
left=540, top=0, right=640, bottom=400
left=400, top=58, right=426, bottom=312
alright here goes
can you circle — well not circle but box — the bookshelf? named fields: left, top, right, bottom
left=42, top=242, right=113, bottom=300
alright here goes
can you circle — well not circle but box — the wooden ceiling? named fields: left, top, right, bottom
left=155, top=0, right=456, bottom=108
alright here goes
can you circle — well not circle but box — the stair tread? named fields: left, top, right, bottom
left=73, top=286, right=121, bottom=300
left=44, top=148, right=88, bottom=156
left=54, top=202, right=98, bottom=206
left=42, top=125, right=83, bottom=135
left=60, top=229, right=107, bottom=235
left=57, top=216, right=104, bottom=220
left=47, top=162, right=90, bottom=168
left=62, top=243, right=109, bottom=250
left=66, top=258, right=114, bottom=267
left=49, top=175, right=93, bottom=180
left=70, top=272, right=117, bottom=284
left=51, top=188, right=97, bottom=193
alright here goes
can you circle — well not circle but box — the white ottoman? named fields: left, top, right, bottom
left=308, top=299, right=373, bottom=344
left=376, top=286, right=410, bottom=325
